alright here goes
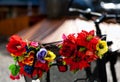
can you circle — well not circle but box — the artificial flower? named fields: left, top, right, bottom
left=77, top=50, right=86, bottom=58
left=44, top=50, right=56, bottom=62
left=77, top=30, right=94, bottom=47
left=6, top=30, right=109, bottom=80
left=64, top=57, right=89, bottom=71
left=24, top=65, right=33, bottom=74
left=10, top=74, right=20, bottom=80
left=22, top=51, right=34, bottom=66
left=84, top=50, right=98, bottom=62
left=30, top=41, right=39, bottom=48
left=36, top=69, right=43, bottom=78
left=20, top=66, right=38, bottom=78
left=57, top=58, right=68, bottom=72
left=35, top=61, right=49, bottom=72
left=59, top=34, right=76, bottom=57
left=6, top=35, right=26, bottom=56
left=59, top=30, right=108, bottom=72
left=96, top=40, right=108, bottom=58
left=57, top=65, right=68, bottom=72
left=87, top=37, right=99, bottom=51
left=36, top=48, right=47, bottom=63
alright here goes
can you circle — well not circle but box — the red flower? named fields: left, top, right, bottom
left=64, top=57, right=89, bottom=71
left=77, top=50, right=85, bottom=58
left=57, top=58, right=68, bottom=72
left=35, top=61, right=49, bottom=72
left=84, top=50, right=98, bottom=62
left=87, top=37, right=99, bottom=51
left=77, top=50, right=98, bottom=63
left=36, top=69, right=43, bottom=78
left=59, top=30, right=102, bottom=72
left=31, top=68, right=43, bottom=78
left=57, top=65, right=68, bottom=72
left=77, top=30, right=94, bottom=47
left=78, top=60, right=90, bottom=70
left=6, top=35, right=27, bottom=56
left=59, top=34, right=76, bottom=57
left=10, top=74, right=20, bottom=80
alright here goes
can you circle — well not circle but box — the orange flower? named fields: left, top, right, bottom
left=22, top=51, right=34, bottom=66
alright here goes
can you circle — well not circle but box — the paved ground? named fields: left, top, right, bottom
left=0, top=41, right=25, bottom=82
left=0, top=41, right=120, bottom=82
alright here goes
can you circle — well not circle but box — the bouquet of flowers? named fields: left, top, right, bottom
left=6, top=35, right=56, bottom=80
left=59, top=30, right=108, bottom=72
left=6, top=30, right=108, bottom=80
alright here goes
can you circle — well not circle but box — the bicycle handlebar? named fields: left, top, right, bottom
left=69, top=8, right=120, bottom=19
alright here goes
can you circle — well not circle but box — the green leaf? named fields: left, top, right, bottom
left=8, top=64, right=20, bottom=76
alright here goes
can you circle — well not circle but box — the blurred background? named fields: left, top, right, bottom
left=1, top=0, right=120, bottom=37
left=0, top=0, right=120, bottom=82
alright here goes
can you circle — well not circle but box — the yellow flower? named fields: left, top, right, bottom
left=44, top=50, right=56, bottom=62
left=96, top=40, right=108, bottom=58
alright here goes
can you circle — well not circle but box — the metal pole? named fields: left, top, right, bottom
left=46, top=70, right=50, bottom=82
left=94, top=15, right=107, bottom=82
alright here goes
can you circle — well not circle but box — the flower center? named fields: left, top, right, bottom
left=99, top=43, right=104, bottom=49
left=86, top=35, right=93, bottom=41
left=16, top=45, right=21, bottom=49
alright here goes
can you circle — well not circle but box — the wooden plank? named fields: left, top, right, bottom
left=18, top=18, right=66, bottom=42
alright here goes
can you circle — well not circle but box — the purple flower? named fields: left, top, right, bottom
left=36, top=48, right=47, bottom=63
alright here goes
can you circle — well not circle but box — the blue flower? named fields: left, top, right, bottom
left=24, top=65, right=33, bottom=74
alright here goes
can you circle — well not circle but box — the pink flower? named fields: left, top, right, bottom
left=30, top=41, right=39, bottom=47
